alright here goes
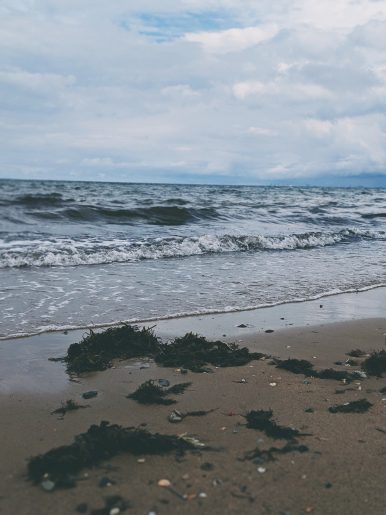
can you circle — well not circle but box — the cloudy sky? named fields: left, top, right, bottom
left=1, top=0, right=386, bottom=184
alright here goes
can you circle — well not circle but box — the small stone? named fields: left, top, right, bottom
left=168, top=410, right=184, bottom=423
left=140, top=363, right=150, bottom=369
left=158, top=379, right=170, bottom=387
left=181, top=473, right=190, bottom=480
left=110, top=508, right=120, bottom=515
left=269, top=382, right=277, bottom=387
left=200, top=462, right=214, bottom=471
left=180, top=368, right=188, bottom=374
left=237, top=324, right=248, bottom=328
left=257, top=467, right=266, bottom=474
left=199, top=492, right=207, bottom=498
left=265, top=329, right=274, bottom=333
left=41, top=479, right=55, bottom=492
left=82, top=390, right=98, bottom=400
left=99, top=476, right=114, bottom=487
left=137, top=458, right=146, bottom=463
left=76, top=503, right=88, bottom=514
left=325, top=482, right=333, bottom=489
left=158, top=479, right=171, bottom=487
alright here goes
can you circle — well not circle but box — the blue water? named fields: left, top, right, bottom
left=1, top=180, right=385, bottom=338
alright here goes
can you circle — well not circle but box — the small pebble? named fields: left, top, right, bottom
left=199, top=492, right=207, bottom=498
left=82, top=390, right=98, bottom=400
left=110, top=508, right=120, bottom=515
left=269, top=382, right=277, bottom=387
left=158, top=479, right=171, bottom=487
left=41, top=479, right=55, bottom=492
left=257, top=467, right=266, bottom=474
left=158, top=379, right=170, bottom=387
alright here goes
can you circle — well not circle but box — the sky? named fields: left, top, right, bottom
left=1, top=1, right=386, bottom=185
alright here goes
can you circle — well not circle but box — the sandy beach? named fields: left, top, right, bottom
left=1, top=298, right=386, bottom=515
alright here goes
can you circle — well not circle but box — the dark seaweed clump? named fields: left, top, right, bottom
left=362, top=350, right=386, bottom=377
left=347, top=349, right=367, bottom=358
left=28, top=421, right=199, bottom=486
left=244, top=442, right=309, bottom=464
left=328, top=399, right=373, bottom=414
left=275, top=358, right=356, bottom=382
left=51, top=400, right=89, bottom=417
left=155, top=332, right=265, bottom=372
left=64, top=325, right=159, bottom=374
left=245, top=410, right=305, bottom=440
left=127, top=380, right=191, bottom=405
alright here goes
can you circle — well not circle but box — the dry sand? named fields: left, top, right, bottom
left=0, top=318, right=386, bottom=515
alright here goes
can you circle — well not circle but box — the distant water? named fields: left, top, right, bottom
left=1, top=179, right=386, bottom=338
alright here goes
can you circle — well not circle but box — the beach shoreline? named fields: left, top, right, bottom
left=1, top=293, right=386, bottom=514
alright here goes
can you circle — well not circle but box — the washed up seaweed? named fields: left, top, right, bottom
left=245, top=410, right=306, bottom=440
left=244, top=442, right=309, bottom=464
left=28, top=421, right=201, bottom=487
left=51, top=400, right=89, bottom=417
left=63, top=325, right=159, bottom=374
left=127, top=380, right=191, bottom=405
left=362, top=350, right=386, bottom=377
left=347, top=349, right=367, bottom=358
left=328, top=399, right=373, bottom=414
left=155, top=332, right=265, bottom=372
left=275, top=358, right=356, bottom=381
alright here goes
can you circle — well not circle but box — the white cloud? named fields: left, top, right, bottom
left=184, top=24, right=279, bottom=53
left=0, top=1, right=386, bottom=182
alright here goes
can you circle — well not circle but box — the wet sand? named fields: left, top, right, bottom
left=1, top=315, right=386, bottom=514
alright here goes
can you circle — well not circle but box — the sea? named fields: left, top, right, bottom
left=1, top=179, right=386, bottom=339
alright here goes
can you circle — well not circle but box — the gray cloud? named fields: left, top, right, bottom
left=1, top=1, right=386, bottom=182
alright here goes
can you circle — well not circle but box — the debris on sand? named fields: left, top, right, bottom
left=127, top=380, right=191, bottom=405
left=63, top=325, right=159, bottom=374
left=155, top=332, right=265, bottom=372
left=362, top=350, right=386, bottom=377
left=28, top=421, right=201, bottom=487
left=90, top=495, right=131, bottom=515
left=328, top=399, right=373, bottom=414
left=275, top=358, right=356, bottom=381
left=168, top=408, right=216, bottom=423
left=347, top=349, right=367, bottom=358
left=51, top=400, right=89, bottom=417
left=244, top=410, right=306, bottom=440
left=82, top=390, right=98, bottom=400
left=244, top=442, right=309, bottom=464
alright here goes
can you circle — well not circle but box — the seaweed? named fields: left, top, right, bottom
left=63, top=325, right=159, bottom=374
left=275, top=358, right=355, bottom=382
left=51, top=400, right=89, bottom=417
left=275, top=359, right=314, bottom=376
left=28, top=421, right=200, bottom=487
left=127, top=380, right=191, bottom=405
left=245, top=410, right=305, bottom=440
left=362, top=350, right=386, bottom=377
left=328, top=399, right=373, bottom=414
left=244, top=442, right=309, bottom=463
left=155, top=332, right=265, bottom=372
left=347, top=349, right=367, bottom=358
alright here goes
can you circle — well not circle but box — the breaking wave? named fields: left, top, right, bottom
left=0, top=228, right=383, bottom=269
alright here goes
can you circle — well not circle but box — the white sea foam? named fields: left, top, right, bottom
left=2, top=282, right=386, bottom=340
left=0, top=228, right=383, bottom=269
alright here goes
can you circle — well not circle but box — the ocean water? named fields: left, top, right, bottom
left=1, top=179, right=386, bottom=339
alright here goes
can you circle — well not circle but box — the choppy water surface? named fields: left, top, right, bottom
left=1, top=180, right=385, bottom=338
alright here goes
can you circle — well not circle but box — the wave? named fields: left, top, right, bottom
left=0, top=228, right=384, bottom=268
left=2, top=281, right=386, bottom=340
left=27, top=204, right=221, bottom=225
